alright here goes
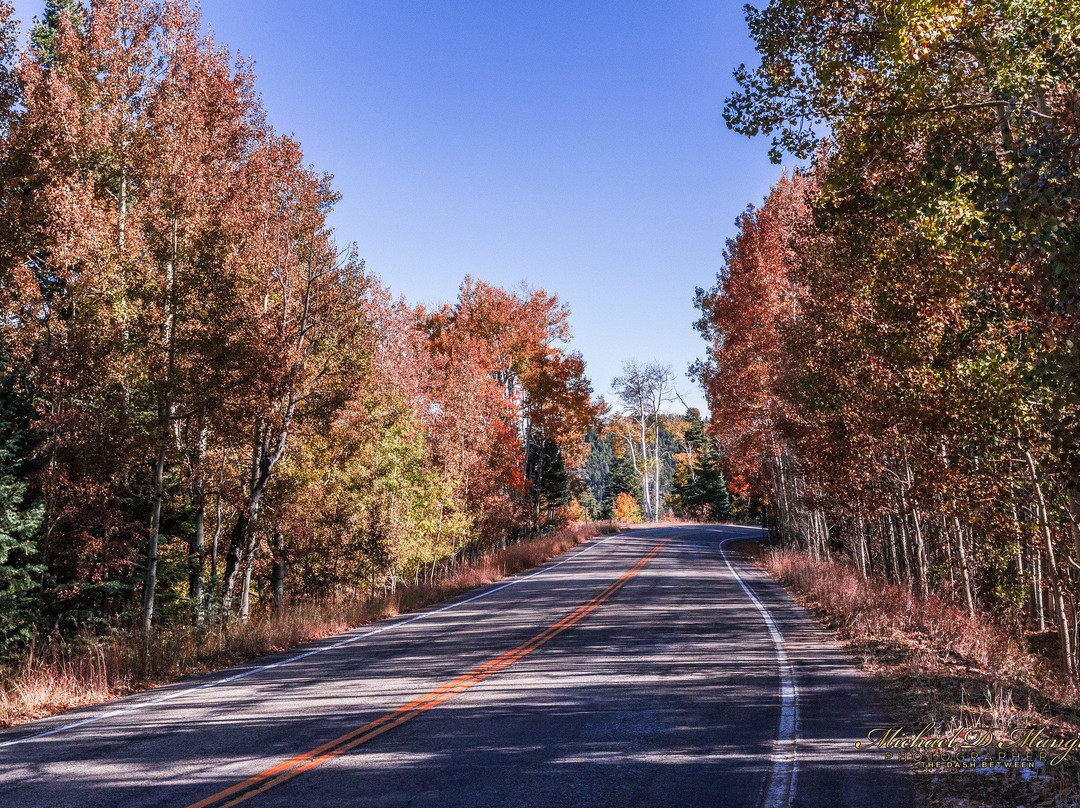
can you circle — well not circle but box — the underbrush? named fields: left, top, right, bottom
left=762, top=551, right=1046, bottom=692
left=0, top=521, right=622, bottom=727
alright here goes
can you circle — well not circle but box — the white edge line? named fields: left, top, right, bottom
left=718, top=534, right=798, bottom=808
left=1, top=532, right=624, bottom=748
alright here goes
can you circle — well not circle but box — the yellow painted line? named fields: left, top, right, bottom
left=187, top=538, right=669, bottom=808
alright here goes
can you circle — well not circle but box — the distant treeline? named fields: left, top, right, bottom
left=581, top=406, right=733, bottom=525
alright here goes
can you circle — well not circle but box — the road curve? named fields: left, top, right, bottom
left=0, top=525, right=910, bottom=808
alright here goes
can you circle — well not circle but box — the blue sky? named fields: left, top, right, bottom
left=7, top=0, right=785, bottom=413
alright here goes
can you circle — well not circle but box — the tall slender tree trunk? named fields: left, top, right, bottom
left=222, top=418, right=265, bottom=616
left=142, top=231, right=178, bottom=640
left=952, top=513, right=976, bottom=618
left=143, top=427, right=168, bottom=639
left=885, top=515, right=900, bottom=584
left=941, top=513, right=955, bottom=590
left=534, top=429, right=545, bottom=534
left=1012, top=505, right=1039, bottom=629
left=639, top=415, right=651, bottom=520
left=1023, top=447, right=1074, bottom=678
left=653, top=416, right=662, bottom=522
left=1034, top=548, right=1046, bottom=631
left=849, top=511, right=864, bottom=578
left=1065, top=487, right=1080, bottom=564
left=118, top=164, right=131, bottom=414
left=911, top=509, right=929, bottom=597
left=209, top=451, right=225, bottom=614
left=771, top=452, right=792, bottom=548
left=189, top=424, right=208, bottom=624
left=223, top=399, right=298, bottom=616
left=894, top=510, right=912, bottom=590
left=271, top=528, right=287, bottom=615
left=874, top=517, right=890, bottom=581
left=900, top=448, right=929, bottom=595
left=239, top=558, right=254, bottom=624
left=811, top=510, right=827, bottom=559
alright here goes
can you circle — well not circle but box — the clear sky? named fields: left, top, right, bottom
left=7, top=0, right=785, bottom=413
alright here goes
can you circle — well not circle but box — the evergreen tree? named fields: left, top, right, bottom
left=600, top=446, right=638, bottom=519
left=688, top=445, right=732, bottom=521
left=577, top=487, right=600, bottom=521
left=527, top=434, right=572, bottom=524
left=30, top=0, right=85, bottom=65
left=582, top=431, right=612, bottom=506
left=672, top=409, right=731, bottom=521
left=0, top=361, right=44, bottom=657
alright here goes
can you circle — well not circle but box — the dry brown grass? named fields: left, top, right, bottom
left=0, top=521, right=623, bottom=727
left=762, top=551, right=1044, bottom=688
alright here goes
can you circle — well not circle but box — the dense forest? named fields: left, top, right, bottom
left=0, top=0, right=739, bottom=670
left=695, top=0, right=1080, bottom=677
left=0, top=0, right=616, bottom=655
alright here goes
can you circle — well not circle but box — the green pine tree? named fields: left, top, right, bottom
left=0, top=363, right=44, bottom=658
left=527, top=433, right=574, bottom=524
left=600, top=447, right=638, bottom=519
left=30, top=0, right=86, bottom=66
left=673, top=409, right=731, bottom=521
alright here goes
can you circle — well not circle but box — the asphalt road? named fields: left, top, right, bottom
left=0, top=525, right=910, bottom=807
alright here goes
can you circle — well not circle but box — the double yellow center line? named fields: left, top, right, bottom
left=188, top=538, right=669, bottom=808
